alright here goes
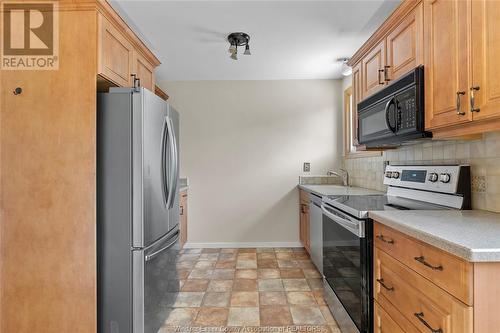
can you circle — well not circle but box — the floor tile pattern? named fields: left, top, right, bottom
left=158, top=247, right=340, bottom=333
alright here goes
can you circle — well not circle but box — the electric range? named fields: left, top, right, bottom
left=321, top=165, right=471, bottom=333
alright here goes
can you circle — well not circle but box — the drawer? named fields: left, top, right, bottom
left=374, top=222, right=473, bottom=305
left=374, top=248, right=473, bottom=333
left=374, top=301, right=420, bottom=333
left=299, top=189, right=310, bottom=204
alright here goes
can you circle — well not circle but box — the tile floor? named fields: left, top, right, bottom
left=158, top=247, right=341, bottom=333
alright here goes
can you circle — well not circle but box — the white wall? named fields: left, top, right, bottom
left=163, top=80, right=343, bottom=246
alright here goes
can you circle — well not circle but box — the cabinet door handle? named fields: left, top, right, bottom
left=470, top=86, right=480, bottom=112
left=414, top=312, right=443, bottom=333
left=384, top=65, right=391, bottom=82
left=456, top=91, right=466, bottom=115
left=414, top=256, right=443, bottom=271
left=376, top=278, right=394, bottom=291
left=180, top=205, right=184, bottom=216
left=376, top=234, right=394, bottom=244
left=378, top=69, right=385, bottom=85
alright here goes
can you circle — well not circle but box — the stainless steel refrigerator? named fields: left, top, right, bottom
left=98, top=87, right=181, bottom=333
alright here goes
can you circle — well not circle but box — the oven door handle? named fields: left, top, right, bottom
left=321, top=204, right=364, bottom=237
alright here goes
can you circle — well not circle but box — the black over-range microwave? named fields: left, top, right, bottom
left=357, top=65, right=431, bottom=148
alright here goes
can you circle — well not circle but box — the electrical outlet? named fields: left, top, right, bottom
left=303, top=162, right=311, bottom=172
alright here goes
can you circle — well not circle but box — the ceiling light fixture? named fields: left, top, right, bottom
left=227, top=32, right=251, bottom=60
left=339, top=58, right=352, bottom=76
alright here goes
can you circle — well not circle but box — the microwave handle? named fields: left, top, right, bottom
left=385, top=97, right=398, bottom=133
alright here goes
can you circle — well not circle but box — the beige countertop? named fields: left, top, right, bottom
left=370, top=210, right=500, bottom=262
left=298, top=184, right=382, bottom=197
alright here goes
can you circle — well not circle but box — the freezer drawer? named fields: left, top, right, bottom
left=134, top=227, right=181, bottom=333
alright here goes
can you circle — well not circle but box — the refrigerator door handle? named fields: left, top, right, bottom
left=145, top=229, right=180, bottom=262
left=160, top=116, right=168, bottom=208
left=166, top=117, right=177, bottom=209
left=171, top=117, right=180, bottom=208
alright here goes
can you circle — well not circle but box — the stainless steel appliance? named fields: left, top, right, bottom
left=357, top=66, right=431, bottom=148
left=309, top=193, right=323, bottom=273
left=322, top=165, right=471, bottom=333
left=98, top=87, right=181, bottom=333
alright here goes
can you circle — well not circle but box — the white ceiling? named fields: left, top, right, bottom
left=111, top=0, right=401, bottom=81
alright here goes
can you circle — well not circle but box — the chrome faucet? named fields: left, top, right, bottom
left=327, top=169, right=350, bottom=187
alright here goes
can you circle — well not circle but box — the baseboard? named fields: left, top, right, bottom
left=183, top=241, right=302, bottom=249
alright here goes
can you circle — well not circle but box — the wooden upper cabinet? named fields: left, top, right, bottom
left=471, top=0, right=500, bottom=121
left=423, top=0, right=471, bottom=130
left=351, top=62, right=364, bottom=148
left=98, top=14, right=133, bottom=87
left=362, top=39, right=386, bottom=98
left=133, top=51, right=155, bottom=92
left=386, top=2, right=423, bottom=82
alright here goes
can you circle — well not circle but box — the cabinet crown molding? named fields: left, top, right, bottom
left=348, top=0, right=420, bottom=67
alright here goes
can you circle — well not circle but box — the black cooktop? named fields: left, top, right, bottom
left=323, top=194, right=450, bottom=219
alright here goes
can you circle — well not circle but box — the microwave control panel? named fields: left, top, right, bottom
left=396, top=87, right=417, bottom=131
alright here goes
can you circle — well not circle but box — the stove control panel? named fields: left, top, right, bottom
left=383, top=165, right=469, bottom=194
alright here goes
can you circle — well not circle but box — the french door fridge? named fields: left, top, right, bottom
left=98, top=87, right=181, bottom=333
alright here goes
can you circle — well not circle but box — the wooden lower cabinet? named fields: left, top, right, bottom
left=374, top=221, right=500, bottom=333
left=374, top=247, right=472, bottom=333
left=180, top=190, right=188, bottom=248
left=374, top=222, right=473, bottom=305
left=299, top=190, right=310, bottom=253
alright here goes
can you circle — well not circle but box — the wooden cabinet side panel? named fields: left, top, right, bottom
left=471, top=0, right=500, bottom=122
left=1, top=10, right=97, bottom=333
left=424, top=0, right=472, bottom=129
left=386, top=2, right=423, bottom=81
left=473, top=262, right=500, bottom=333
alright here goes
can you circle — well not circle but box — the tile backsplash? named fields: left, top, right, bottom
left=342, top=131, right=500, bottom=213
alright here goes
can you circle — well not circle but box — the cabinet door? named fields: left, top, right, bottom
left=374, top=303, right=406, bottom=333
left=97, top=14, right=133, bottom=87
left=362, top=39, right=386, bottom=99
left=351, top=62, right=364, bottom=148
left=386, top=3, right=423, bottom=82
left=299, top=203, right=310, bottom=253
left=424, top=0, right=471, bottom=130
left=180, top=191, right=188, bottom=248
left=471, top=0, right=500, bottom=121
left=133, top=51, right=155, bottom=92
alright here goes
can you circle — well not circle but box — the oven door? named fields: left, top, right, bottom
left=358, top=95, right=398, bottom=147
left=322, top=204, right=372, bottom=333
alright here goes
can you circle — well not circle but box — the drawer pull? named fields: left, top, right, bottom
left=376, top=235, right=394, bottom=244
left=414, top=312, right=443, bottom=333
left=376, top=278, right=394, bottom=291
left=414, top=256, right=443, bottom=271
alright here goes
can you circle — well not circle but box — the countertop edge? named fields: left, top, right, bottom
left=369, top=211, right=500, bottom=263
left=297, top=184, right=324, bottom=197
